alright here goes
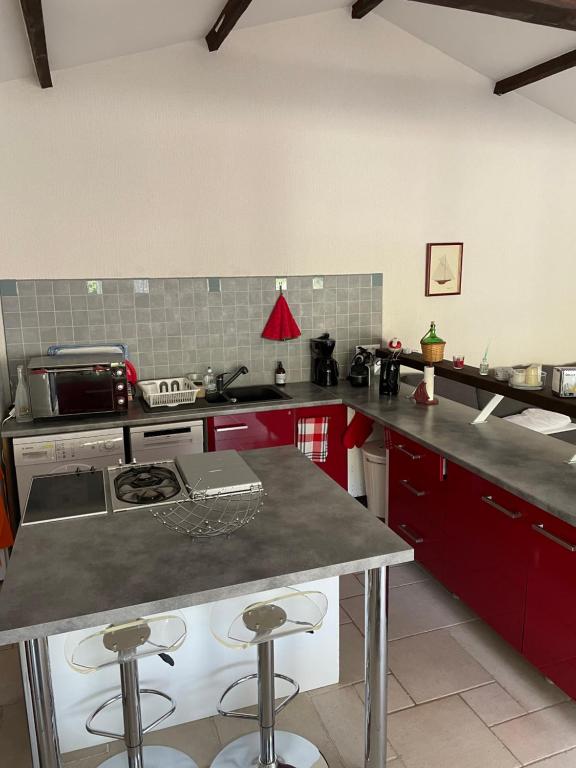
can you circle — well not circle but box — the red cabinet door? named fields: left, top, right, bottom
left=387, top=432, right=445, bottom=579
left=443, top=463, right=535, bottom=650
left=207, top=409, right=294, bottom=452
left=523, top=512, right=576, bottom=697
left=294, top=405, right=348, bottom=490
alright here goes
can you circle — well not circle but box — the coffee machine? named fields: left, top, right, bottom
left=348, top=347, right=374, bottom=387
left=311, top=334, right=339, bottom=387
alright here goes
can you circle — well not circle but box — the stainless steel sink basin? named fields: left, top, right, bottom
left=206, top=385, right=292, bottom=405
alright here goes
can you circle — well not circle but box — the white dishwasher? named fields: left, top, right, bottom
left=129, top=420, right=205, bottom=463
left=13, top=429, right=125, bottom=512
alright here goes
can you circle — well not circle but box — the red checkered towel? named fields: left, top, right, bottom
left=297, top=417, right=329, bottom=463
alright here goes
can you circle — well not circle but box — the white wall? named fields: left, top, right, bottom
left=1, top=9, right=575, bottom=364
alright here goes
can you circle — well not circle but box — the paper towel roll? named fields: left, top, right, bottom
left=424, top=366, right=435, bottom=402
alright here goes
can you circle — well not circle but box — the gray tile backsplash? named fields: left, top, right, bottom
left=1, top=275, right=382, bottom=392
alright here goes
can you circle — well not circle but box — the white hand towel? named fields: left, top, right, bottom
left=504, top=408, right=571, bottom=434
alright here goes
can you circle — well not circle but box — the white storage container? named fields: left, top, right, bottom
left=361, top=440, right=388, bottom=520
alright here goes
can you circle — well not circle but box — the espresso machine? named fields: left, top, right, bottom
left=348, top=347, right=374, bottom=387
left=311, top=334, right=339, bottom=387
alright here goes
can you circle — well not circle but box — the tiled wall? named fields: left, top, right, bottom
left=0, top=274, right=382, bottom=391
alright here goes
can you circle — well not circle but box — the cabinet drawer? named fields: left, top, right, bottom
left=387, top=430, right=444, bottom=486
left=207, top=410, right=294, bottom=451
left=388, top=474, right=445, bottom=578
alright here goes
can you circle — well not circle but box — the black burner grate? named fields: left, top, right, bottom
left=114, top=465, right=181, bottom=505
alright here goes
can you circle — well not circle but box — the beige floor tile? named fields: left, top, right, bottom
left=388, top=695, right=519, bottom=768
left=144, top=715, right=221, bottom=768
left=340, top=595, right=365, bottom=632
left=388, top=628, right=493, bottom=703
left=64, top=756, right=111, bottom=768
left=461, top=682, right=527, bottom=726
left=311, top=686, right=397, bottom=766
left=493, top=702, right=576, bottom=765
left=450, top=622, right=569, bottom=713
left=340, top=606, right=353, bottom=625
left=529, top=748, right=576, bottom=767
left=0, top=643, right=24, bottom=706
left=340, top=574, right=365, bottom=599
left=389, top=580, right=476, bottom=641
left=62, top=742, right=110, bottom=764
left=354, top=674, right=414, bottom=713
left=339, top=622, right=365, bottom=686
left=389, top=563, right=429, bottom=589
left=0, top=701, right=33, bottom=768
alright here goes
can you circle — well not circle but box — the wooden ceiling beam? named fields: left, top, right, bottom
left=407, top=0, right=576, bottom=32
left=351, top=0, right=386, bottom=18
left=205, top=0, right=254, bottom=52
left=19, top=0, right=52, bottom=88
left=494, top=47, right=576, bottom=94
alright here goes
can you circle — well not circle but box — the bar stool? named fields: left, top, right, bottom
left=210, top=588, right=329, bottom=768
left=65, top=614, right=198, bottom=768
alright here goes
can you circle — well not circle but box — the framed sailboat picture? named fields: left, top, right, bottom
left=425, top=242, right=463, bottom=297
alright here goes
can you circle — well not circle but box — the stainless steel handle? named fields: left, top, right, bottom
left=395, top=444, right=422, bottom=460
left=481, top=495, right=522, bottom=520
left=399, top=524, right=424, bottom=544
left=400, top=479, right=426, bottom=497
left=215, top=425, right=249, bottom=432
left=532, top=523, right=576, bottom=552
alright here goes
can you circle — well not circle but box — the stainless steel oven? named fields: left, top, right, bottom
left=27, top=354, right=128, bottom=418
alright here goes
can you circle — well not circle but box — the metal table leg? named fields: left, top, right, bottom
left=364, top=567, right=388, bottom=768
left=21, top=637, right=62, bottom=768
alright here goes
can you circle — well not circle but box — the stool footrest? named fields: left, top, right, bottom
left=217, top=673, right=300, bottom=721
left=86, top=688, right=176, bottom=740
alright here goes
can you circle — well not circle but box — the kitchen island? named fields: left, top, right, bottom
left=0, top=445, right=412, bottom=768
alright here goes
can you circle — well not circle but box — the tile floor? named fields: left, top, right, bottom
left=1, top=563, right=576, bottom=768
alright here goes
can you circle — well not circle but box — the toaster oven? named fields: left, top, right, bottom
left=27, top=354, right=128, bottom=418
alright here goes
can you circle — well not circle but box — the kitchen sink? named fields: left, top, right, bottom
left=206, top=385, right=292, bottom=405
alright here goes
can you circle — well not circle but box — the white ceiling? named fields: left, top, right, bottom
left=376, top=0, right=576, bottom=123
left=2, top=0, right=576, bottom=123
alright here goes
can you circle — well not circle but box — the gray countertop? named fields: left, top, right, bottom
left=342, top=383, right=576, bottom=527
left=0, top=382, right=340, bottom=439
left=0, top=446, right=412, bottom=645
left=2, top=376, right=575, bottom=526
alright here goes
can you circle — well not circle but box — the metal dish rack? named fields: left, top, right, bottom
left=138, top=377, right=199, bottom=408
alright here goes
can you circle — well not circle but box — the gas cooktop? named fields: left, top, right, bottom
left=108, top=460, right=189, bottom=513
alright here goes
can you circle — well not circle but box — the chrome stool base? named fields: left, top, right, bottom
left=98, top=745, right=199, bottom=768
left=210, top=731, right=328, bottom=768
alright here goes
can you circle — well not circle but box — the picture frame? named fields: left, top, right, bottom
left=425, top=242, right=463, bottom=297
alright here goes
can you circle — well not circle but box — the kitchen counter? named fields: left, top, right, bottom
left=0, top=445, right=411, bottom=645
left=3, top=376, right=575, bottom=526
left=342, top=382, right=576, bottom=527
left=0, top=381, right=340, bottom=438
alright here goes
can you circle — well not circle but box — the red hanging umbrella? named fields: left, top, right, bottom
left=262, top=294, right=301, bottom=341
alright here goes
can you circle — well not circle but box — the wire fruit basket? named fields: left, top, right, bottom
left=153, top=479, right=265, bottom=540
left=138, top=377, right=199, bottom=408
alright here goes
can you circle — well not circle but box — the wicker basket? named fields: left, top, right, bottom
left=421, top=342, right=446, bottom=364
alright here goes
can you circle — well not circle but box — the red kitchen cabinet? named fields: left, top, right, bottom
left=294, top=405, right=348, bottom=490
left=207, top=409, right=295, bottom=452
left=443, top=463, right=535, bottom=650
left=523, top=512, right=576, bottom=697
left=387, top=430, right=446, bottom=579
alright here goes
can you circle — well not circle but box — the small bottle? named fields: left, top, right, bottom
left=275, top=361, right=286, bottom=386
left=204, top=366, right=216, bottom=393
left=479, top=357, right=490, bottom=376
left=15, top=365, right=33, bottom=423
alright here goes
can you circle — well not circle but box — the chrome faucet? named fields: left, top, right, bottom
left=216, top=366, right=249, bottom=394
